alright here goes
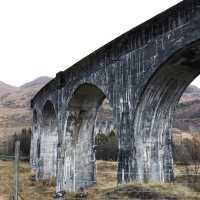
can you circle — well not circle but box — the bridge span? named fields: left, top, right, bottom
left=30, top=0, right=200, bottom=192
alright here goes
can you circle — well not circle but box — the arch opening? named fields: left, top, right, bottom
left=33, top=110, right=37, bottom=124
left=62, top=84, right=118, bottom=191
left=134, top=42, right=200, bottom=182
left=42, top=100, right=56, bottom=129
left=33, top=109, right=38, bottom=131
left=39, top=100, right=58, bottom=179
left=37, top=138, right=41, bottom=159
left=172, top=75, right=200, bottom=184
left=94, top=99, right=118, bottom=186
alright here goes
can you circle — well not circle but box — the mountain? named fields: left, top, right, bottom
left=0, top=77, right=52, bottom=141
left=20, top=76, right=51, bottom=89
left=179, top=85, right=200, bottom=103
left=0, top=81, right=18, bottom=97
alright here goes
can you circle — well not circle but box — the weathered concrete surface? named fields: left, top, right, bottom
left=30, top=0, right=200, bottom=192
left=30, top=101, right=58, bottom=179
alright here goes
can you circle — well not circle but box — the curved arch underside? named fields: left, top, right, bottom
left=134, top=41, right=200, bottom=182
left=61, top=84, right=114, bottom=191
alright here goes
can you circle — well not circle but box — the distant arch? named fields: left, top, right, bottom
left=38, top=100, right=58, bottom=179
left=37, top=138, right=41, bottom=159
left=33, top=109, right=38, bottom=124
left=42, top=100, right=56, bottom=128
left=33, top=109, right=38, bottom=131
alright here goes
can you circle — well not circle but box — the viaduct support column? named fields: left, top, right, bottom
left=117, top=103, right=137, bottom=183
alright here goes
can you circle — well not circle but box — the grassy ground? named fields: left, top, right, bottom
left=86, top=161, right=200, bottom=200
left=1, top=160, right=200, bottom=199
left=0, top=160, right=12, bottom=200
left=0, top=160, right=55, bottom=200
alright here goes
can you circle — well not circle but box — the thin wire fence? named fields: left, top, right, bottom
left=1, top=152, right=200, bottom=199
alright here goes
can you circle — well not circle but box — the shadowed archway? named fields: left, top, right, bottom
left=62, top=84, right=118, bottom=191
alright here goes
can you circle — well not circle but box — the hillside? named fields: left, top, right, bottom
left=179, top=85, right=200, bottom=103
left=0, top=77, right=199, bottom=143
left=0, top=81, right=17, bottom=97
left=174, top=85, right=200, bottom=133
left=0, top=77, right=52, bottom=142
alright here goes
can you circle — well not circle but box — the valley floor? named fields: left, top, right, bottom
left=0, top=160, right=200, bottom=199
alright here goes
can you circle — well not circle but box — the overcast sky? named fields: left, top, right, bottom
left=0, top=0, right=199, bottom=87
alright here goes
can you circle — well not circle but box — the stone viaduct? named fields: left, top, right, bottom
left=30, top=0, right=200, bottom=192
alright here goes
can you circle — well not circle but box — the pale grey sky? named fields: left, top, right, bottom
left=0, top=0, right=199, bottom=87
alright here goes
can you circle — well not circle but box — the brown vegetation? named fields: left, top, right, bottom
left=1, top=160, right=200, bottom=200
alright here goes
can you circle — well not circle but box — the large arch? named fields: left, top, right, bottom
left=38, top=100, right=58, bottom=179
left=133, top=40, right=200, bottom=182
left=61, top=84, right=117, bottom=191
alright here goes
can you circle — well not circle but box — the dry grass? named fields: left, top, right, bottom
left=96, top=160, right=117, bottom=187
left=0, top=160, right=55, bottom=200
left=172, top=129, right=193, bottom=144
left=0, top=161, right=12, bottom=200
left=86, top=161, right=200, bottom=200
left=1, top=160, right=200, bottom=199
left=88, top=182, right=200, bottom=200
